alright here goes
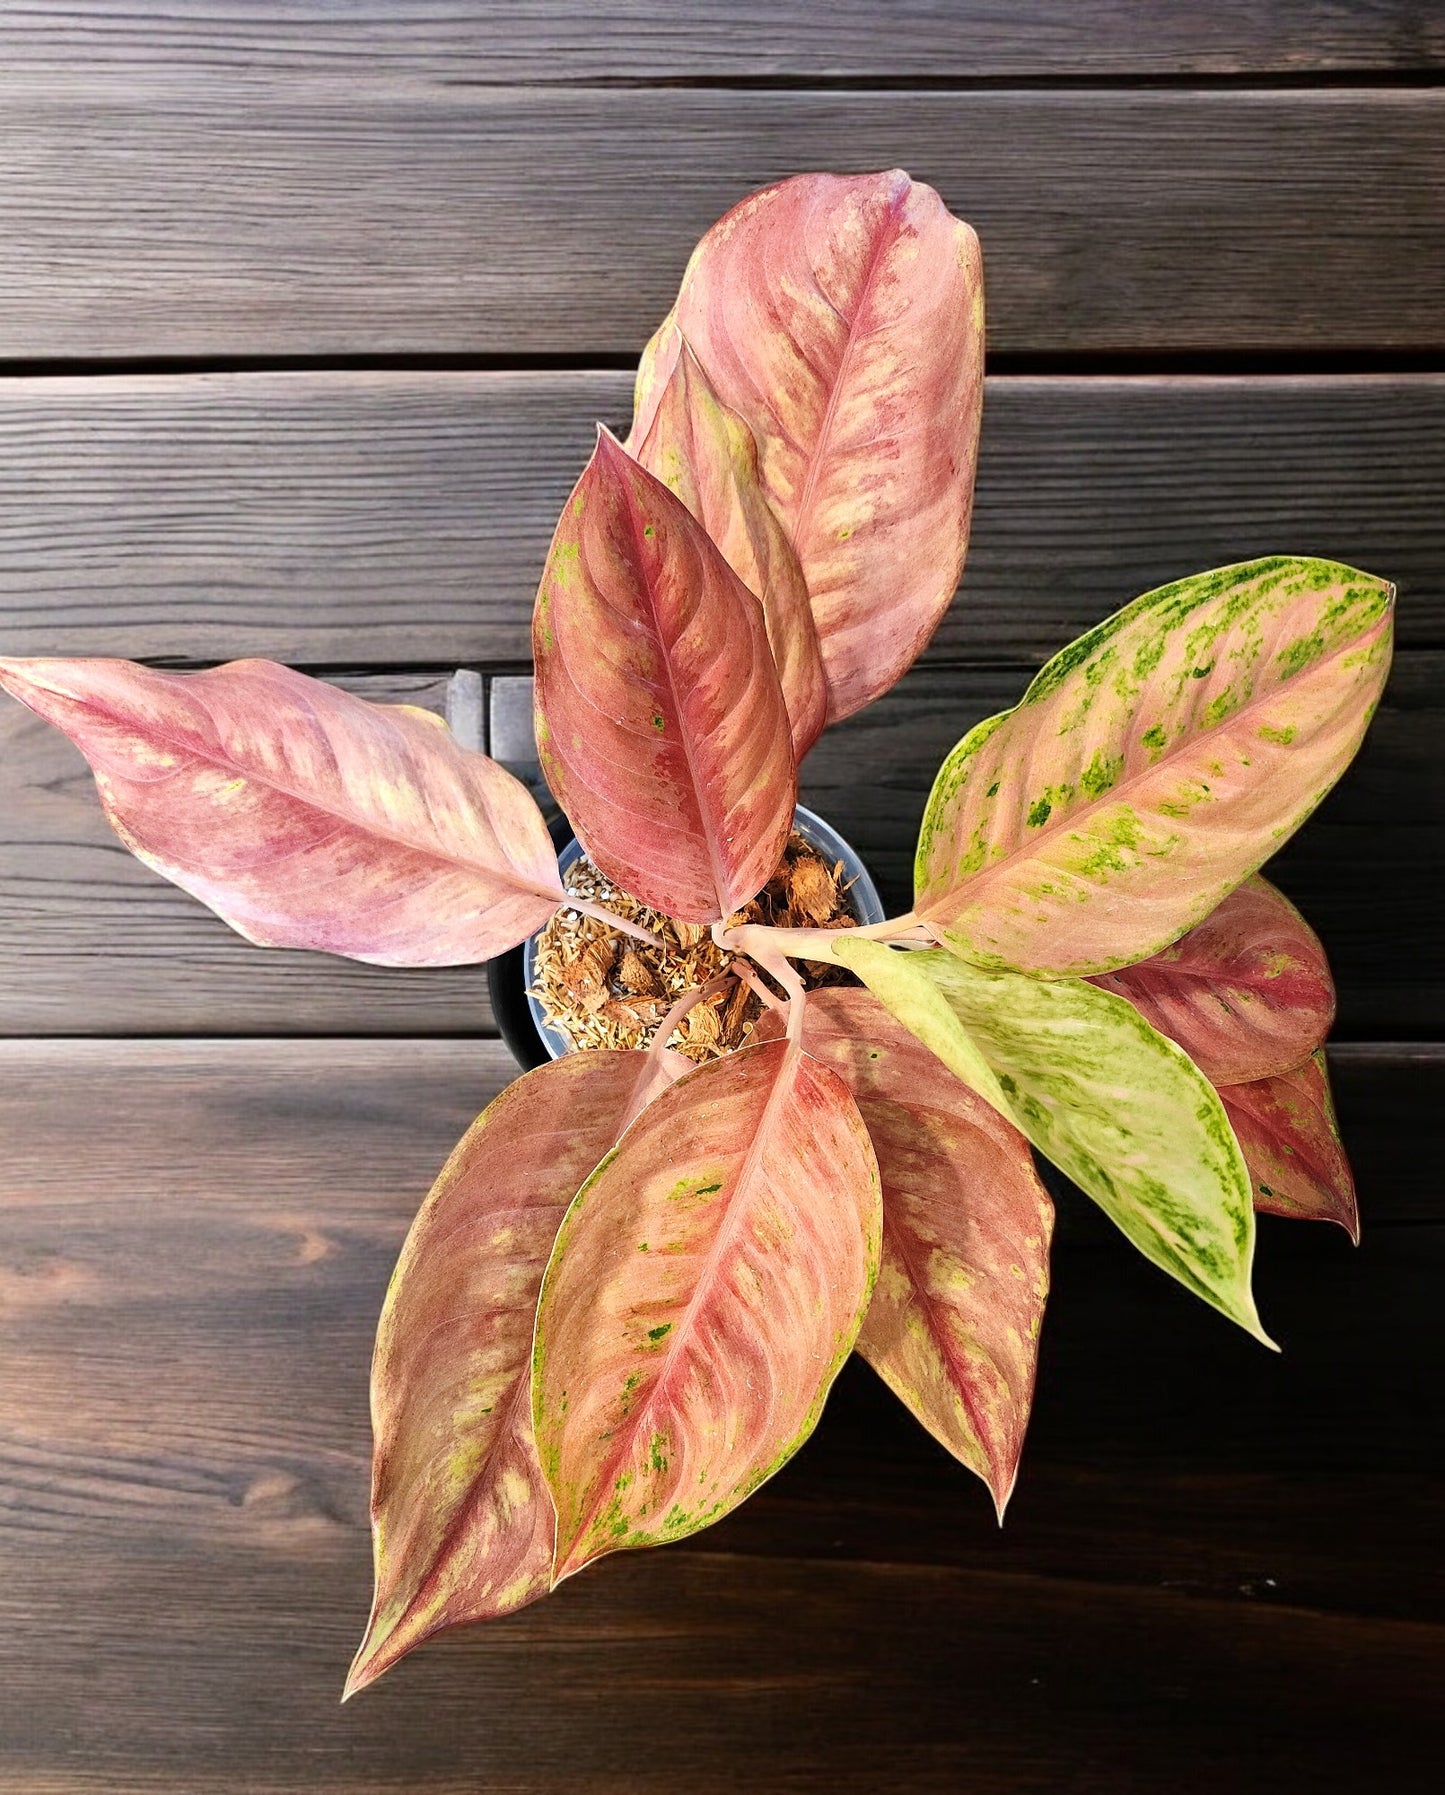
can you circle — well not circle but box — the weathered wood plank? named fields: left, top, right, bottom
left=2, top=1529, right=1440, bottom=1794
left=2, top=1540, right=1438, bottom=1793
left=1, top=372, right=1439, bottom=665
left=5, top=646, right=1437, bottom=1036
left=0, top=1039, right=1439, bottom=1792
left=5, top=2, right=1441, bottom=86
left=0, top=91, right=1440, bottom=357
left=0, top=672, right=499, bottom=1034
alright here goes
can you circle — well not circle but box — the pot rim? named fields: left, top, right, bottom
left=522, top=805, right=885, bottom=1061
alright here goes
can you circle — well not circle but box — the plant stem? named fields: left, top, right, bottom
left=728, top=957, right=787, bottom=1015
left=619, top=973, right=736, bottom=1131
left=561, top=894, right=663, bottom=948
left=712, top=910, right=929, bottom=965
left=737, top=937, right=808, bottom=1044
left=648, top=973, right=733, bottom=1054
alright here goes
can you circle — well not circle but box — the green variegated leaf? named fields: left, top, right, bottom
left=915, top=557, right=1393, bottom=976
left=835, top=940, right=1271, bottom=1344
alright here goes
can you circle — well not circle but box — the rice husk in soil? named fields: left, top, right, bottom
left=530, top=833, right=861, bottom=1062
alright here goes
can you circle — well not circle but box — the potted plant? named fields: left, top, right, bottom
left=0, top=171, right=1391, bottom=1699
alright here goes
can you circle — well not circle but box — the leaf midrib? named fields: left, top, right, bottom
left=562, top=1041, right=804, bottom=1560
left=615, top=448, right=737, bottom=916
left=787, top=182, right=903, bottom=565
left=57, top=672, right=562, bottom=906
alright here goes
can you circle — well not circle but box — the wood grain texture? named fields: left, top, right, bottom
left=5, top=647, right=1437, bottom=1037
left=0, top=672, right=497, bottom=1034
left=1, top=372, right=1439, bottom=665
left=0, top=91, right=1441, bottom=358
left=4, top=2, right=1442, bottom=85
left=0, top=1039, right=1439, bottom=1791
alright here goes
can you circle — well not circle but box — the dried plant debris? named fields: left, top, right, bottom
left=531, top=833, right=860, bottom=1061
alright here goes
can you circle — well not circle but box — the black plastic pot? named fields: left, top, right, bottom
left=487, top=808, right=885, bottom=1069
left=487, top=813, right=573, bottom=1071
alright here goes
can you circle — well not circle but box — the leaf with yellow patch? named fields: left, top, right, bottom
left=643, top=169, right=984, bottom=724
left=835, top=940, right=1272, bottom=1344
left=1218, top=1050, right=1359, bottom=1242
left=346, top=1046, right=689, bottom=1697
left=0, top=657, right=563, bottom=965
left=630, top=324, right=827, bottom=760
left=532, top=428, right=796, bottom=922
left=1090, top=876, right=1335, bottom=1084
left=916, top=557, right=1393, bottom=976
left=756, top=989, right=1052, bottom=1513
left=533, top=1038, right=880, bottom=1581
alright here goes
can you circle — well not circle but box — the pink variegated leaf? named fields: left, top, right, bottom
left=756, top=988, right=1052, bottom=1513
left=0, top=657, right=563, bottom=965
left=533, top=428, right=796, bottom=922
left=630, top=325, right=827, bottom=760
left=346, top=1045, right=689, bottom=1697
left=1090, top=876, right=1334, bottom=1085
left=916, top=557, right=1393, bottom=977
left=1218, top=1051, right=1360, bottom=1242
left=647, top=170, right=984, bottom=723
left=533, top=1038, right=881, bottom=1580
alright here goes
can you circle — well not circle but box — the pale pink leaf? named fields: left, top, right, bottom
left=1090, top=876, right=1335, bottom=1085
left=1218, top=1051, right=1360, bottom=1242
left=756, top=988, right=1052, bottom=1513
left=631, top=325, right=827, bottom=760
left=346, top=1046, right=689, bottom=1696
left=0, top=657, right=563, bottom=966
left=650, top=169, right=984, bottom=723
left=533, top=427, right=796, bottom=922
left=533, top=1038, right=881, bottom=1580
left=916, top=557, right=1393, bottom=976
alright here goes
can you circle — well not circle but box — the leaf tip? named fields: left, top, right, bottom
left=339, top=1597, right=428, bottom=1702
left=0, top=655, right=43, bottom=696
left=548, top=1535, right=596, bottom=1591
left=593, top=420, right=628, bottom=460
left=984, top=1446, right=1023, bottom=1526
left=340, top=1641, right=383, bottom=1704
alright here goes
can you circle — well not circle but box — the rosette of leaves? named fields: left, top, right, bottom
left=0, top=170, right=1391, bottom=1697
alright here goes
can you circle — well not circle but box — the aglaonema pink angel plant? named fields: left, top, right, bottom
left=0, top=170, right=1390, bottom=1696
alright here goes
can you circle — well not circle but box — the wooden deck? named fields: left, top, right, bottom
left=1, top=7, right=1441, bottom=1789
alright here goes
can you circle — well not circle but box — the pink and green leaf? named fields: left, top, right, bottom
left=0, top=657, right=563, bottom=965
left=630, top=325, right=828, bottom=761
left=1090, top=875, right=1335, bottom=1085
left=647, top=169, right=984, bottom=724
left=1218, top=1051, right=1360, bottom=1241
left=532, top=1037, right=881, bottom=1581
left=347, top=1046, right=689, bottom=1697
left=915, top=557, right=1393, bottom=977
left=835, top=939, right=1271, bottom=1344
left=532, top=428, right=796, bottom=922
left=756, top=988, right=1052, bottom=1513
